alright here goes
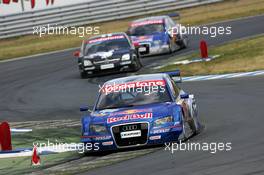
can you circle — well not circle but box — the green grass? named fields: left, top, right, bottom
left=0, top=152, right=80, bottom=175
left=158, top=35, right=264, bottom=76
left=0, top=0, right=264, bottom=60
left=0, top=127, right=82, bottom=175
left=0, top=126, right=159, bottom=175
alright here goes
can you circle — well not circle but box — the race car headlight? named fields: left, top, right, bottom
left=121, top=54, right=130, bottom=61
left=90, top=124, right=107, bottom=133
left=83, top=60, right=92, bottom=66
left=154, top=116, right=173, bottom=126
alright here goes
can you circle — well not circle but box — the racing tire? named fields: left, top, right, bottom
left=178, top=36, right=188, bottom=49
left=189, top=102, right=201, bottom=135
left=80, top=71, right=88, bottom=79
left=168, top=38, right=177, bottom=53
left=179, top=113, right=193, bottom=141
left=130, top=56, right=142, bottom=72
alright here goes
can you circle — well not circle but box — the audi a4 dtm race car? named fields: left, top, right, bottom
left=80, top=71, right=201, bottom=152
left=74, top=32, right=142, bottom=78
left=127, top=15, right=188, bottom=56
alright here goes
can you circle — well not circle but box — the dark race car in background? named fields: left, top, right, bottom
left=127, top=15, right=188, bottom=56
left=74, top=33, right=142, bottom=78
left=80, top=71, right=201, bottom=152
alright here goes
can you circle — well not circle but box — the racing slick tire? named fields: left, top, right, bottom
left=177, top=35, right=188, bottom=49
left=80, top=70, right=88, bottom=79
left=179, top=113, right=193, bottom=141
left=188, top=102, right=201, bottom=135
left=169, top=38, right=177, bottom=53
left=130, top=56, right=142, bottom=72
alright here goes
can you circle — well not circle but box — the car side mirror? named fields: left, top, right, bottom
left=80, top=106, right=90, bottom=112
left=74, top=51, right=80, bottom=57
left=180, top=94, right=189, bottom=99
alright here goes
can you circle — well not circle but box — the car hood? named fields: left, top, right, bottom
left=84, top=48, right=130, bottom=60
left=90, top=102, right=179, bottom=126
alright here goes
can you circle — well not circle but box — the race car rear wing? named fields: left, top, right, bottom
left=164, top=70, right=182, bottom=83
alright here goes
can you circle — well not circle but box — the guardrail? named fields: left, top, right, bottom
left=0, top=0, right=223, bottom=39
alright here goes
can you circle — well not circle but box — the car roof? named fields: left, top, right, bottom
left=131, top=16, right=168, bottom=23
left=104, top=73, right=168, bottom=85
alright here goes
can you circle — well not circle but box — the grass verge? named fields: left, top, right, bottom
left=1, top=0, right=264, bottom=60
left=0, top=127, right=81, bottom=175
left=1, top=124, right=159, bottom=175
left=158, top=35, right=264, bottom=76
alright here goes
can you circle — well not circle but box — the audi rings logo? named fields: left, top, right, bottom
left=122, top=125, right=137, bottom=131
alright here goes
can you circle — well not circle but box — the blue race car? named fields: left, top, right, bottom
left=80, top=71, right=201, bottom=152
left=127, top=16, right=188, bottom=56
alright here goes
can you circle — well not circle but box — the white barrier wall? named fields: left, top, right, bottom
left=0, top=0, right=223, bottom=39
left=0, top=0, right=98, bottom=15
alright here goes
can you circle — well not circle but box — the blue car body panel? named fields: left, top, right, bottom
left=81, top=73, right=184, bottom=151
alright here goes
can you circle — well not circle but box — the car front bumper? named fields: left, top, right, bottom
left=80, top=124, right=183, bottom=152
left=80, top=60, right=133, bottom=74
left=137, top=43, right=170, bottom=56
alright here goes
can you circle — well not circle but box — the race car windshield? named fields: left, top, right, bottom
left=96, top=85, right=171, bottom=110
left=83, top=37, right=130, bottom=56
left=129, top=24, right=165, bottom=36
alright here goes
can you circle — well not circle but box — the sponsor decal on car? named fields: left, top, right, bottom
left=109, top=109, right=153, bottom=116
left=102, top=141, right=114, bottom=146
left=120, top=130, right=141, bottom=139
left=132, top=36, right=154, bottom=42
left=107, top=113, right=153, bottom=123
left=94, top=136, right=112, bottom=141
left=87, top=35, right=125, bottom=44
left=149, top=135, right=161, bottom=140
left=131, top=20, right=164, bottom=27
left=151, top=128, right=170, bottom=134
left=101, top=80, right=166, bottom=94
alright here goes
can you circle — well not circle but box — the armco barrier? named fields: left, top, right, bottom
left=0, top=0, right=223, bottom=39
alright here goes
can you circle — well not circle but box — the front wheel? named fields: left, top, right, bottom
left=169, top=38, right=177, bottom=53
left=80, top=70, right=88, bottom=79
left=130, top=56, right=142, bottom=72
left=189, top=102, right=201, bottom=135
left=178, top=35, right=188, bottom=49
left=179, top=114, right=193, bottom=141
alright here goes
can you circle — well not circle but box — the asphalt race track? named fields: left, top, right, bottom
left=0, top=14, right=264, bottom=175
left=82, top=75, right=264, bottom=175
left=0, top=15, right=264, bottom=122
